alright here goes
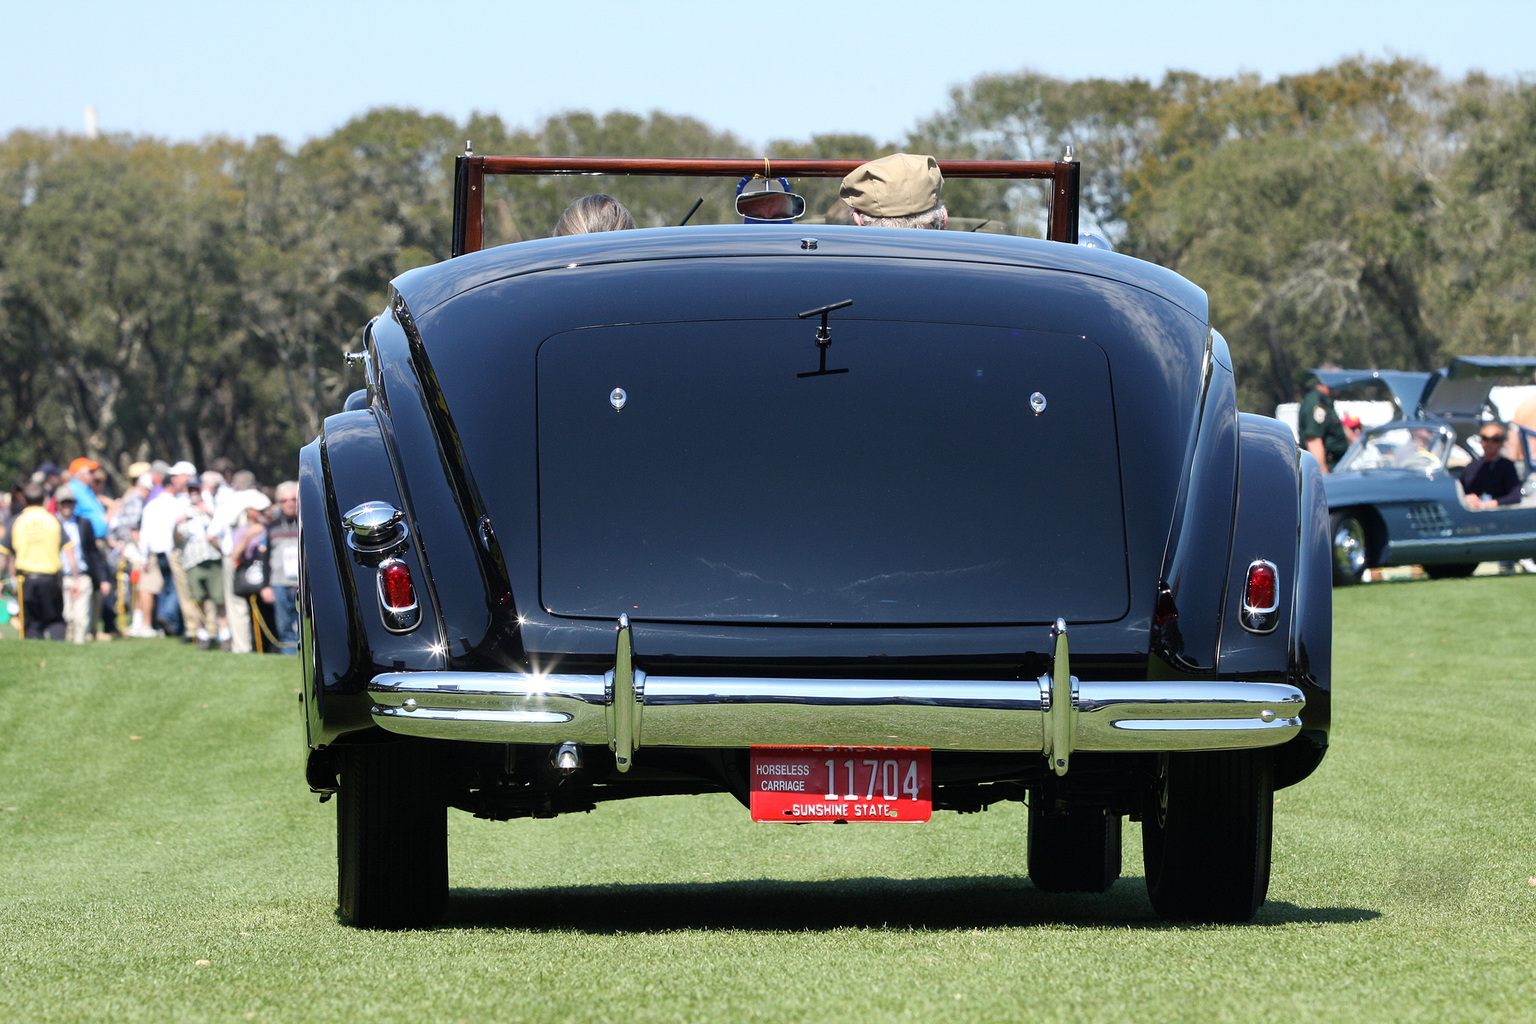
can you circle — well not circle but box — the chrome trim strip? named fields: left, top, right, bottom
left=1390, top=531, right=1536, bottom=551
left=382, top=706, right=575, bottom=725
left=368, top=672, right=1302, bottom=756
left=1111, top=716, right=1300, bottom=732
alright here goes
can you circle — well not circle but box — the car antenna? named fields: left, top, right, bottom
left=679, top=198, right=703, bottom=226
left=970, top=220, right=991, bottom=232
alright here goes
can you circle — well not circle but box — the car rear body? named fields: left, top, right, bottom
left=301, top=160, right=1331, bottom=926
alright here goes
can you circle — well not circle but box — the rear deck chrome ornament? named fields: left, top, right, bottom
left=796, top=299, right=853, bottom=378
left=610, top=387, right=627, bottom=410
left=1030, top=391, right=1047, bottom=415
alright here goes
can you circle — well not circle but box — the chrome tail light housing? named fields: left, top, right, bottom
left=1240, top=559, right=1279, bottom=634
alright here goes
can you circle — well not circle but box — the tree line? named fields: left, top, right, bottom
left=3, top=58, right=1534, bottom=487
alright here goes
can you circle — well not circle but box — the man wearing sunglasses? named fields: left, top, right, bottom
left=1461, top=422, right=1522, bottom=509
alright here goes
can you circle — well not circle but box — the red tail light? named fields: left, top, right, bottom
left=380, top=560, right=416, bottom=609
left=1245, top=562, right=1277, bottom=611
left=375, top=558, right=421, bottom=633
left=1241, top=560, right=1279, bottom=634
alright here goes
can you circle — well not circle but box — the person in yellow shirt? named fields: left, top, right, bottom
left=0, top=483, right=77, bottom=639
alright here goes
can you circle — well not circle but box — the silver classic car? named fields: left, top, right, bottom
left=1320, top=358, right=1536, bottom=583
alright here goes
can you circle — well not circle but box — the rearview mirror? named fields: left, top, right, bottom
left=735, top=181, right=806, bottom=222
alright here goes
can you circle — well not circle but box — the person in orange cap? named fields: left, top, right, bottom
left=65, top=456, right=121, bottom=636
left=66, top=458, right=109, bottom=538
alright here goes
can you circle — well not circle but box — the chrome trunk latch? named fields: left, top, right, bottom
left=1038, top=618, right=1077, bottom=776
left=605, top=615, right=645, bottom=772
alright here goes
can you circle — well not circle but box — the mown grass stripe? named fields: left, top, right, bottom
left=1, top=575, right=1534, bottom=1022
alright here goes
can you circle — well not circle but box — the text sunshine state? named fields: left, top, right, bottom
left=787, top=803, right=901, bottom=818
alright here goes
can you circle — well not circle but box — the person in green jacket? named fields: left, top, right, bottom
left=1299, top=378, right=1349, bottom=472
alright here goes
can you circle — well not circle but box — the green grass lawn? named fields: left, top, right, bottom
left=2, top=577, right=1534, bottom=1023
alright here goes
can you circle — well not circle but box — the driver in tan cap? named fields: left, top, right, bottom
left=839, top=153, right=947, bottom=229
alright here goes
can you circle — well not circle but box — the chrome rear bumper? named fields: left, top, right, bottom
left=368, top=619, right=1303, bottom=776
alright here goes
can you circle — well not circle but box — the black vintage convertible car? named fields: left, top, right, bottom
left=299, top=155, right=1332, bottom=928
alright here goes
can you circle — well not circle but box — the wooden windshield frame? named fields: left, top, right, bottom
left=451, top=155, right=1080, bottom=257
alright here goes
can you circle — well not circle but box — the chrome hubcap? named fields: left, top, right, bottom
left=1333, top=522, right=1365, bottom=576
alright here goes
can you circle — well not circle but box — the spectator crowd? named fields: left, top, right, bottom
left=1, top=456, right=300, bottom=654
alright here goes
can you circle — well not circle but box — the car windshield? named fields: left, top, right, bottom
left=1336, top=423, right=1455, bottom=473
left=476, top=171, right=1076, bottom=244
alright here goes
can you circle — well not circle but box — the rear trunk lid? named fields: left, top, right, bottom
left=536, top=317, right=1128, bottom=625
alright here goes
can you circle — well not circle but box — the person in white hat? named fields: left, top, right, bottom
left=135, top=460, right=202, bottom=638
left=839, top=153, right=948, bottom=230
left=212, top=475, right=268, bottom=653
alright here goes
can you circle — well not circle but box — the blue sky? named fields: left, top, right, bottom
left=3, top=0, right=1533, bottom=149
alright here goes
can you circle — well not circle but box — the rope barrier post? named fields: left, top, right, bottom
left=250, top=594, right=266, bottom=653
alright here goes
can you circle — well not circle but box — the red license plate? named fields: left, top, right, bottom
left=749, top=746, right=932, bottom=823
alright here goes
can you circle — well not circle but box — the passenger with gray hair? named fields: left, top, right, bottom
left=839, top=153, right=948, bottom=229
left=552, top=194, right=636, bottom=236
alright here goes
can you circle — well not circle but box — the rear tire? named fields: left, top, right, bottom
left=1142, top=750, right=1273, bottom=923
left=337, top=741, right=448, bottom=929
left=1028, top=798, right=1122, bottom=893
left=1423, top=562, right=1478, bottom=579
left=1330, top=512, right=1367, bottom=586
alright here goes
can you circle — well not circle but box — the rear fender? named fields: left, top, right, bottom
left=298, top=438, right=359, bottom=750
left=300, top=409, right=446, bottom=752
left=1284, top=441, right=1332, bottom=786
left=372, top=299, right=522, bottom=667
left=1216, top=413, right=1331, bottom=787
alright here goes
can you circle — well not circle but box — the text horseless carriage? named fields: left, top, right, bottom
left=299, top=154, right=1332, bottom=927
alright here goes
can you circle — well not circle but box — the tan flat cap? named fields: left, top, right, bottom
left=839, top=153, right=943, bottom=218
